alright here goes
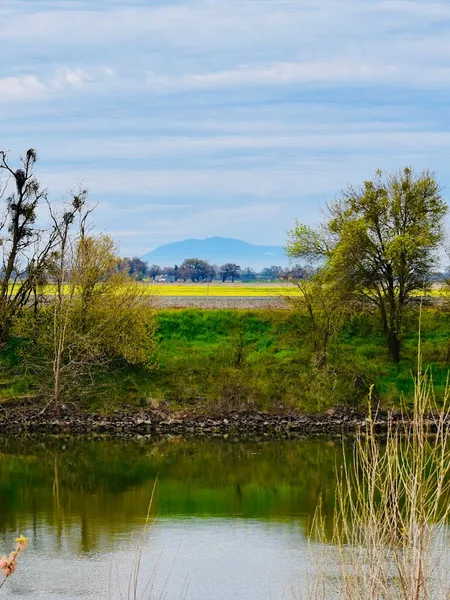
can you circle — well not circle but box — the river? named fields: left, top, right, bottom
left=0, top=436, right=347, bottom=599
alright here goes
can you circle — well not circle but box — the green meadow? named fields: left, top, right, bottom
left=1, top=307, right=448, bottom=414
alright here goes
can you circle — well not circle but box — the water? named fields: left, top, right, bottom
left=0, top=436, right=346, bottom=599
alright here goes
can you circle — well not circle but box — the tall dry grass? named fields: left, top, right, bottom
left=309, top=348, right=450, bottom=599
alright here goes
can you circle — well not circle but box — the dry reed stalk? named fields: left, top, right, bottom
left=309, top=349, right=450, bottom=599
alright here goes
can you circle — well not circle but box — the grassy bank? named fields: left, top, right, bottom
left=0, top=307, right=449, bottom=414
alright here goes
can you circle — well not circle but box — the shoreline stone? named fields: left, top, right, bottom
left=0, top=405, right=424, bottom=438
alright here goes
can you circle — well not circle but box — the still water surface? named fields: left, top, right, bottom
left=0, top=436, right=346, bottom=599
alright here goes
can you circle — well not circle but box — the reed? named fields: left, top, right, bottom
left=309, top=347, right=450, bottom=599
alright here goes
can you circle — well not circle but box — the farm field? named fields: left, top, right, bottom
left=37, top=281, right=447, bottom=300
left=37, top=281, right=299, bottom=298
left=142, top=282, right=300, bottom=297
left=127, top=282, right=448, bottom=298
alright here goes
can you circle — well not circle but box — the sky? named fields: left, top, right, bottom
left=1, top=0, right=450, bottom=257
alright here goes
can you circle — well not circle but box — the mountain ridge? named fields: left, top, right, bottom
left=141, top=236, right=289, bottom=270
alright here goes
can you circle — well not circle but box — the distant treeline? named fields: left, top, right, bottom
left=118, top=257, right=307, bottom=282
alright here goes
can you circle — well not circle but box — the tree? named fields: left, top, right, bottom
left=147, top=264, right=161, bottom=281
left=220, top=263, right=241, bottom=283
left=179, top=258, right=212, bottom=282
left=129, top=257, right=148, bottom=281
left=241, top=267, right=256, bottom=281
left=206, top=263, right=216, bottom=282
left=288, top=273, right=349, bottom=368
left=0, top=149, right=62, bottom=341
left=19, top=205, right=157, bottom=409
left=286, top=168, right=447, bottom=362
left=260, top=265, right=284, bottom=280
left=284, top=264, right=308, bottom=280
left=120, top=256, right=148, bottom=280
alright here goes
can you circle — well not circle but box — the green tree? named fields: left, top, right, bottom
left=147, top=264, right=161, bottom=281
left=18, top=209, right=157, bottom=408
left=260, top=265, right=284, bottom=280
left=288, top=274, right=349, bottom=368
left=220, top=263, right=241, bottom=283
left=179, top=258, right=212, bottom=282
left=286, top=168, right=447, bottom=362
left=241, top=267, right=256, bottom=281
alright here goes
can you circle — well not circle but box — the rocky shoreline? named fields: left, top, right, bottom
left=0, top=405, right=415, bottom=438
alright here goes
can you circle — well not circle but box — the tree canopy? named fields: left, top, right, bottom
left=286, top=168, right=448, bottom=361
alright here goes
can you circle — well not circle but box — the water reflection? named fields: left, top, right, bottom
left=0, top=436, right=348, bottom=599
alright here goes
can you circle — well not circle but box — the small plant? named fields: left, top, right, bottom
left=0, top=536, right=28, bottom=590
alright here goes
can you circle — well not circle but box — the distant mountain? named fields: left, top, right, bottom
left=141, top=237, right=289, bottom=271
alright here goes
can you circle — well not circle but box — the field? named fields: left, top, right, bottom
left=144, top=282, right=300, bottom=297
left=38, top=281, right=447, bottom=300
left=39, top=281, right=301, bottom=298
left=147, top=282, right=447, bottom=298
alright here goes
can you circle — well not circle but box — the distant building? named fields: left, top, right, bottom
left=155, top=275, right=176, bottom=283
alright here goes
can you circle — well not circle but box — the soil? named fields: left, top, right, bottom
left=156, top=297, right=288, bottom=309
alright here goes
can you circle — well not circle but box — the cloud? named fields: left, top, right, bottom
left=0, top=75, right=45, bottom=101
left=0, top=66, right=114, bottom=103
left=1, top=0, right=450, bottom=256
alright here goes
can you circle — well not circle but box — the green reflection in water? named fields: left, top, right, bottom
left=0, top=436, right=348, bottom=553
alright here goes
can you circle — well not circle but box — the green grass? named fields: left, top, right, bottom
left=1, top=308, right=450, bottom=414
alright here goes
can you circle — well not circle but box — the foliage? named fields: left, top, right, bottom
left=178, top=258, right=215, bottom=282
left=15, top=229, right=158, bottom=407
left=287, top=273, right=350, bottom=367
left=260, top=265, right=285, bottom=280
left=287, top=168, right=448, bottom=362
left=119, top=256, right=148, bottom=281
left=220, top=263, right=241, bottom=282
left=146, top=264, right=161, bottom=280
left=1, top=305, right=450, bottom=412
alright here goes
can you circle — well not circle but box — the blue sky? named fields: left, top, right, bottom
left=1, top=0, right=450, bottom=257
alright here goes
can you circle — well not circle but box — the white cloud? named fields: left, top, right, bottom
left=53, top=68, right=91, bottom=87
left=0, top=75, right=45, bottom=101
left=0, top=66, right=114, bottom=103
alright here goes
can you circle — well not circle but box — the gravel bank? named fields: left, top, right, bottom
left=0, top=405, right=404, bottom=438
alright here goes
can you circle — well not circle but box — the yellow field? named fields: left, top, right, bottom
left=141, top=282, right=300, bottom=297
left=39, top=282, right=448, bottom=298
left=39, top=282, right=300, bottom=297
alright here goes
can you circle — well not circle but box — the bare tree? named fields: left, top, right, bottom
left=0, top=149, right=64, bottom=341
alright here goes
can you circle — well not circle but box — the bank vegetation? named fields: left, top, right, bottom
left=0, top=150, right=449, bottom=415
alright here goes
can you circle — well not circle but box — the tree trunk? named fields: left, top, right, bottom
left=379, top=299, right=401, bottom=362
left=388, top=329, right=401, bottom=363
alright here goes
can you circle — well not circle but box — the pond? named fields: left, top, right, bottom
left=0, top=436, right=347, bottom=599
